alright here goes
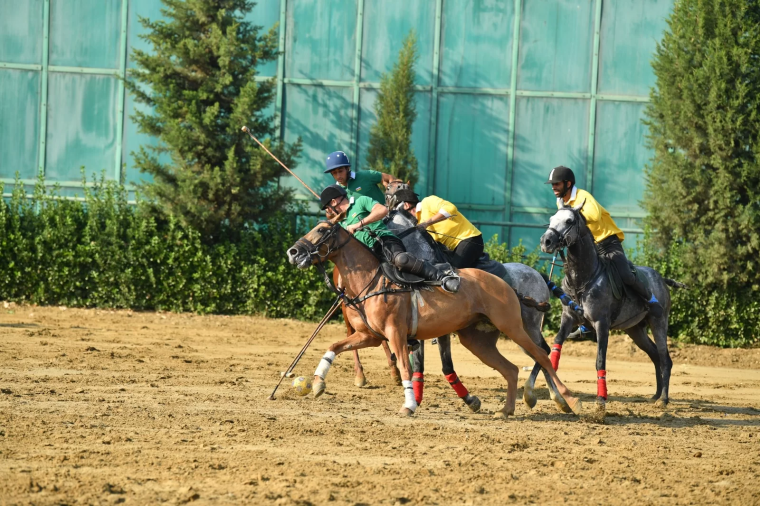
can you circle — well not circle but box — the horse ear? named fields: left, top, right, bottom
left=329, top=211, right=346, bottom=224
left=573, top=199, right=586, bottom=213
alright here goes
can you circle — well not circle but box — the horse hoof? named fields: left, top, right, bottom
left=398, top=407, right=414, bottom=417
left=354, top=374, right=367, bottom=388
left=654, top=398, right=669, bottom=408
left=465, top=395, right=481, bottom=413
left=596, top=397, right=607, bottom=412
left=493, top=410, right=511, bottom=420
left=390, top=366, right=402, bottom=386
left=559, top=397, right=582, bottom=416
left=313, top=379, right=326, bottom=398
left=552, top=393, right=573, bottom=414
left=523, top=386, right=537, bottom=409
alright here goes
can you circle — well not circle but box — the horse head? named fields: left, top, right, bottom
left=287, top=213, right=348, bottom=269
left=540, top=200, right=586, bottom=253
left=385, top=179, right=411, bottom=209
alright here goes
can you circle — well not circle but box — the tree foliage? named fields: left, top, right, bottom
left=126, top=0, right=300, bottom=241
left=366, top=31, right=419, bottom=186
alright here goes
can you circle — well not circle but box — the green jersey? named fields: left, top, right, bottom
left=339, top=170, right=386, bottom=204
left=341, top=195, right=395, bottom=249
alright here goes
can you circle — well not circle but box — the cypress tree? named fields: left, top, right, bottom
left=644, top=0, right=760, bottom=291
left=366, top=31, right=419, bottom=187
left=126, top=0, right=300, bottom=241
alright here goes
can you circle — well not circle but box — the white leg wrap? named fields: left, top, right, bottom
left=314, top=351, right=336, bottom=380
left=402, top=380, right=418, bottom=411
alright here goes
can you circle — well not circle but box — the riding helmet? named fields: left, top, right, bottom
left=320, top=184, right=348, bottom=209
left=545, top=166, right=575, bottom=184
left=324, top=151, right=351, bottom=173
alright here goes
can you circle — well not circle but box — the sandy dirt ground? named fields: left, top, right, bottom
left=1, top=305, right=759, bottom=505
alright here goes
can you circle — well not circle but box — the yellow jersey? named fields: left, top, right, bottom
left=416, top=195, right=481, bottom=251
left=559, top=187, right=624, bottom=243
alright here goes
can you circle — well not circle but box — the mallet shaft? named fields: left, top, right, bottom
left=241, top=126, right=320, bottom=199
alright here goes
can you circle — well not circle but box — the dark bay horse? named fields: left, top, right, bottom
left=287, top=217, right=582, bottom=417
left=539, top=201, right=685, bottom=410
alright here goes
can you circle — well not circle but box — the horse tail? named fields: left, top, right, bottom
left=664, top=278, right=688, bottom=290
left=540, top=272, right=584, bottom=316
left=514, top=290, right=551, bottom=312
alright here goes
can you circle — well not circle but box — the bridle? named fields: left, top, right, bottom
left=546, top=209, right=582, bottom=250
left=293, top=221, right=352, bottom=265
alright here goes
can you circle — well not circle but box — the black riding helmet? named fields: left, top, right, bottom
left=320, top=184, right=348, bottom=210
left=545, top=166, right=576, bottom=185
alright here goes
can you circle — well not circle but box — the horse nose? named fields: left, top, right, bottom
left=288, top=248, right=299, bottom=258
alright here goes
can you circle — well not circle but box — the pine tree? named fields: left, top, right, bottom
left=126, top=0, right=300, bottom=241
left=366, top=31, right=419, bottom=187
left=644, top=0, right=760, bottom=291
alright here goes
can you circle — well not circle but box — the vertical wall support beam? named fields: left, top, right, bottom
left=350, top=0, right=365, bottom=163
left=586, top=0, right=603, bottom=192
left=37, top=0, right=51, bottom=177
left=426, top=0, right=443, bottom=196
left=503, top=0, right=522, bottom=245
left=275, top=0, right=287, bottom=139
left=114, top=0, right=130, bottom=183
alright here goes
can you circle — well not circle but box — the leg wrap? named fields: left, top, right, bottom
left=412, top=372, right=424, bottom=405
left=550, top=344, right=562, bottom=371
left=314, top=351, right=336, bottom=380
left=445, top=372, right=469, bottom=398
left=597, top=369, right=607, bottom=399
left=402, top=380, right=418, bottom=411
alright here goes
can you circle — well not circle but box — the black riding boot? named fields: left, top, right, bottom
left=415, top=260, right=461, bottom=293
left=629, top=278, right=663, bottom=318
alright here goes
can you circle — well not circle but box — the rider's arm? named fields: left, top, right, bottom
left=380, top=172, right=397, bottom=188
left=346, top=202, right=388, bottom=234
left=418, top=196, right=457, bottom=229
left=579, top=193, right=603, bottom=225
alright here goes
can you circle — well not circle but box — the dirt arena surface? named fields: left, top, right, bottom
left=1, top=305, right=759, bottom=505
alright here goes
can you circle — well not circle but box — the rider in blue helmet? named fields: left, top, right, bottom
left=324, top=151, right=395, bottom=204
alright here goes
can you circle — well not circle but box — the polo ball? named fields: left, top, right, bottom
left=292, top=376, right=312, bottom=396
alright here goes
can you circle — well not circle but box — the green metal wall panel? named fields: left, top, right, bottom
left=281, top=84, right=354, bottom=199
left=435, top=94, right=508, bottom=206
left=285, top=0, right=357, bottom=81
left=45, top=73, right=118, bottom=181
left=598, top=0, right=672, bottom=96
left=517, top=0, right=594, bottom=92
left=592, top=101, right=650, bottom=212
left=356, top=89, right=432, bottom=189
left=247, top=0, right=281, bottom=78
left=0, top=0, right=43, bottom=64
left=511, top=97, right=589, bottom=208
left=126, top=0, right=164, bottom=70
left=0, top=70, right=40, bottom=178
left=49, top=0, right=123, bottom=69
left=361, top=0, right=436, bottom=85
left=439, top=0, right=513, bottom=88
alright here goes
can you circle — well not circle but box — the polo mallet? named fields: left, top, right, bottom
left=268, top=295, right=344, bottom=400
left=540, top=251, right=559, bottom=331
left=241, top=125, right=320, bottom=199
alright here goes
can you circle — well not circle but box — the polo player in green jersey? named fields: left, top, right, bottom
left=320, top=184, right=459, bottom=293
left=324, top=151, right=394, bottom=203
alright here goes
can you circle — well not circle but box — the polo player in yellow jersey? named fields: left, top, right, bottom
left=546, top=166, right=663, bottom=317
left=389, top=189, right=484, bottom=269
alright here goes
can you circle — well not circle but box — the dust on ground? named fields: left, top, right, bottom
left=1, top=305, right=759, bottom=505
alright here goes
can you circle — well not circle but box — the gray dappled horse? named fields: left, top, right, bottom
left=539, top=201, right=685, bottom=410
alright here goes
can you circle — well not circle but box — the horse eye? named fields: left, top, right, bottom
left=566, top=218, right=573, bottom=225
left=317, top=228, right=326, bottom=235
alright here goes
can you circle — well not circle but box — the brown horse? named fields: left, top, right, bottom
left=287, top=217, right=582, bottom=417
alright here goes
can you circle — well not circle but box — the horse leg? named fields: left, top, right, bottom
left=489, top=303, right=581, bottom=415
left=649, top=315, right=673, bottom=407
left=312, top=332, right=385, bottom=398
left=457, top=327, right=519, bottom=419
left=341, top=309, right=369, bottom=388
left=410, top=340, right=425, bottom=405
left=591, top=318, right=611, bottom=412
left=382, top=340, right=402, bottom=386
left=385, top=327, right=416, bottom=417
left=438, top=334, right=481, bottom=412
left=523, top=306, right=556, bottom=409
left=624, top=322, right=663, bottom=402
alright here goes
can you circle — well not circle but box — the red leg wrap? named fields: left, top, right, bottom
left=597, top=370, right=607, bottom=399
left=412, top=372, right=424, bottom=405
left=445, top=372, right=469, bottom=398
left=550, top=344, right=562, bottom=371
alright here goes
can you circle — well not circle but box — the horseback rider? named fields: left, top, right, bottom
left=320, top=184, right=460, bottom=293
left=546, top=166, right=663, bottom=317
left=324, top=151, right=395, bottom=204
left=387, top=190, right=484, bottom=269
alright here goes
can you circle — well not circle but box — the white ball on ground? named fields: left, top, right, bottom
left=292, top=376, right=312, bottom=397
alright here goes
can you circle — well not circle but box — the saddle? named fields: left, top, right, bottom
left=602, top=257, right=651, bottom=301
left=379, top=260, right=457, bottom=290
